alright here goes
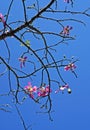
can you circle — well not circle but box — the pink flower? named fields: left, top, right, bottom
left=38, top=85, right=52, bottom=97
left=60, top=26, right=72, bottom=36
left=37, top=87, right=46, bottom=97
left=37, top=92, right=41, bottom=97
left=18, top=56, right=27, bottom=68
left=55, top=84, right=71, bottom=94
left=24, top=82, right=37, bottom=99
left=37, top=91, right=46, bottom=97
left=64, top=63, right=76, bottom=71
left=33, top=86, right=37, bottom=93
left=45, top=85, right=52, bottom=93
left=0, top=13, right=6, bottom=26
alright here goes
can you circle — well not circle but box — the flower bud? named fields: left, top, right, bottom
left=67, top=88, right=72, bottom=94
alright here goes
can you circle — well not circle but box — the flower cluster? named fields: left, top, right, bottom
left=0, top=13, right=6, bottom=26
left=64, top=63, right=76, bottom=71
left=60, top=26, right=72, bottom=36
left=24, top=82, right=52, bottom=99
left=24, top=82, right=72, bottom=100
left=18, top=56, right=27, bottom=68
left=24, top=61, right=76, bottom=99
left=55, top=84, right=72, bottom=94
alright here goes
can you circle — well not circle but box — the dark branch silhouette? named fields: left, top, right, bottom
left=0, top=0, right=90, bottom=129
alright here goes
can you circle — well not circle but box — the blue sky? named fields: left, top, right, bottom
left=0, top=0, right=90, bottom=130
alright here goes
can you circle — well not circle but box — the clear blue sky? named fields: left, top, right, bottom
left=0, top=0, right=90, bottom=130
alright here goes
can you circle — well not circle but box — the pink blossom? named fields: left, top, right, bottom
left=24, top=82, right=38, bottom=99
left=37, top=92, right=41, bottom=97
left=55, top=84, right=71, bottom=94
left=60, top=26, right=72, bottom=36
left=64, top=63, right=76, bottom=71
left=45, top=85, right=52, bottom=93
left=18, top=56, right=27, bottom=68
left=37, top=91, right=46, bottom=97
left=0, top=13, right=6, bottom=26
left=38, top=85, right=52, bottom=97
left=37, top=87, right=46, bottom=97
